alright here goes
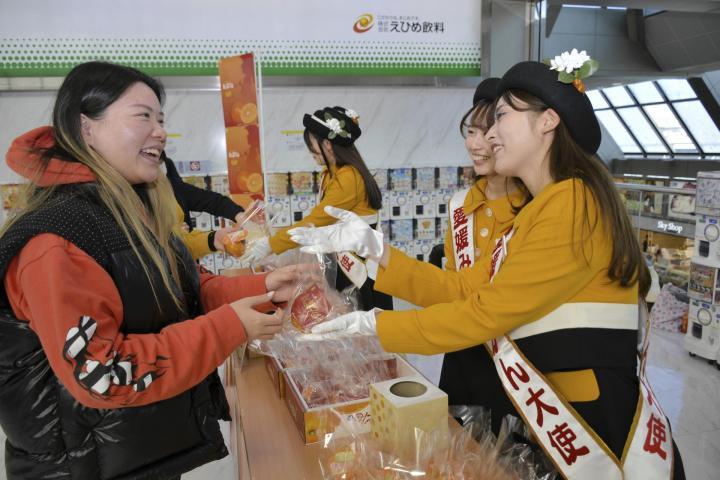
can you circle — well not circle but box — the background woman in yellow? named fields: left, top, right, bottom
left=293, top=56, right=684, bottom=478
left=242, top=106, right=392, bottom=310
left=440, top=77, right=528, bottom=412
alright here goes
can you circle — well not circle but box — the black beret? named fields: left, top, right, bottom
left=472, top=77, right=501, bottom=105
left=302, top=106, right=361, bottom=147
left=497, top=61, right=601, bottom=154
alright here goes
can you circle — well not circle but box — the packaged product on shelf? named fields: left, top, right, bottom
left=696, top=171, right=720, bottom=217
left=688, top=261, right=720, bottom=304
left=437, top=166, right=460, bottom=190
left=414, top=167, right=436, bottom=191
left=266, top=172, right=291, bottom=196
left=390, top=219, right=414, bottom=243
left=389, top=168, right=413, bottom=191
left=370, top=169, right=389, bottom=192
left=291, top=171, right=316, bottom=194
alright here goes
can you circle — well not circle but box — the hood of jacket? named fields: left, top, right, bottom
left=6, top=126, right=97, bottom=187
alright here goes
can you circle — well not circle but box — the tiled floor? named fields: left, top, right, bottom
left=1, top=329, right=719, bottom=479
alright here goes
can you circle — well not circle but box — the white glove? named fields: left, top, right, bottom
left=300, top=310, right=378, bottom=341
left=240, top=236, right=272, bottom=264
left=288, top=206, right=384, bottom=260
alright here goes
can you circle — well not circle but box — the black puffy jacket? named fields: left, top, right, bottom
left=0, top=187, right=230, bottom=480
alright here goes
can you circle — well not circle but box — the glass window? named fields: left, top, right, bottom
left=628, top=81, right=663, bottom=104
left=595, top=110, right=642, bottom=153
left=616, top=107, right=668, bottom=153
left=674, top=100, right=720, bottom=153
left=657, top=79, right=696, bottom=101
left=602, top=86, right=635, bottom=107
left=643, top=104, right=697, bottom=153
left=587, top=90, right=609, bottom=109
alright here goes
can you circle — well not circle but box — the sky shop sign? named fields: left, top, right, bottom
left=657, top=220, right=684, bottom=234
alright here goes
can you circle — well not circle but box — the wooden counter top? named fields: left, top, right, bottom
left=227, top=355, right=325, bottom=480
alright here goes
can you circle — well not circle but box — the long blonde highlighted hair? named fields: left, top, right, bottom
left=1, top=61, right=183, bottom=309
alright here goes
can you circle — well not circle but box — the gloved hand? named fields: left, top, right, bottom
left=300, top=310, right=378, bottom=340
left=288, top=206, right=384, bottom=260
left=240, top=236, right=272, bottom=265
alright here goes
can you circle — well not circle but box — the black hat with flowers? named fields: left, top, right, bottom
left=473, top=77, right=501, bottom=105
left=496, top=50, right=601, bottom=154
left=302, top=106, right=361, bottom=147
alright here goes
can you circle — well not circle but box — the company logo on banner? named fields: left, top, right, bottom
left=0, top=0, right=480, bottom=77
left=353, top=14, right=375, bottom=33
left=374, top=15, right=445, bottom=34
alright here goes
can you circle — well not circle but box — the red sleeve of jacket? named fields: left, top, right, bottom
left=198, top=270, right=273, bottom=313
left=3, top=233, right=254, bottom=409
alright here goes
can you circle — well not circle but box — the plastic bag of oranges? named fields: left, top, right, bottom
left=222, top=199, right=269, bottom=257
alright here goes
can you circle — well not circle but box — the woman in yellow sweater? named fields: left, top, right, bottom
left=292, top=56, right=684, bottom=478
left=439, top=77, right=528, bottom=410
left=242, top=106, right=392, bottom=310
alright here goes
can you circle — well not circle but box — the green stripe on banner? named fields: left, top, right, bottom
left=0, top=64, right=480, bottom=77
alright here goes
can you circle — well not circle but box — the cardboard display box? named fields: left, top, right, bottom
left=282, top=355, right=419, bottom=444
left=264, top=354, right=286, bottom=398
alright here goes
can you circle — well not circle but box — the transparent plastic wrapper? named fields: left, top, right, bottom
left=265, top=334, right=385, bottom=370
left=496, top=415, right=558, bottom=480
left=223, top=199, right=270, bottom=257
left=319, top=405, right=556, bottom=480
left=287, top=252, right=355, bottom=333
left=290, top=351, right=395, bottom=409
left=246, top=250, right=355, bottom=356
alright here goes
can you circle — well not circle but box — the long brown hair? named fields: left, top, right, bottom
left=0, top=61, right=183, bottom=309
left=303, top=130, right=382, bottom=209
left=460, top=99, right=530, bottom=214
left=502, top=89, right=649, bottom=297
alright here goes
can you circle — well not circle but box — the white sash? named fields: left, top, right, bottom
left=486, top=230, right=674, bottom=479
left=449, top=188, right=475, bottom=270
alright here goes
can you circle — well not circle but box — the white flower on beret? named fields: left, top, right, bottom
left=326, top=118, right=342, bottom=134
left=550, top=48, right=591, bottom=74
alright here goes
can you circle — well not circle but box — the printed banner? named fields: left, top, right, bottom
left=0, top=0, right=480, bottom=77
left=218, top=53, right=263, bottom=205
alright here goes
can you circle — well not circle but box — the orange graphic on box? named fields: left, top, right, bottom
left=219, top=53, right=263, bottom=199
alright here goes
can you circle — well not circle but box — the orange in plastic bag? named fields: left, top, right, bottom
left=223, top=229, right=249, bottom=257
left=291, top=284, right=332, bottom=333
